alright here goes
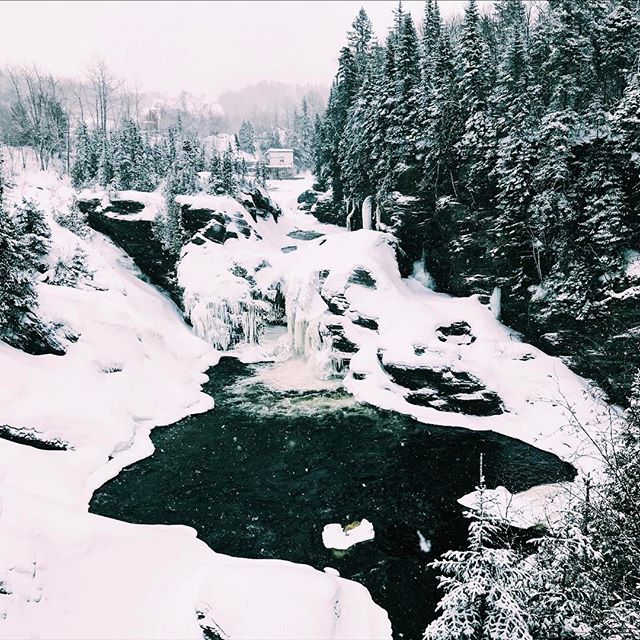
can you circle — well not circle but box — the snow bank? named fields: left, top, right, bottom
left=0, top=170, right=391, bottom=640
left=458, top=484, right=572, bottom=530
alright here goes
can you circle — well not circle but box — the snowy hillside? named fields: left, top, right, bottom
left=0, top=170, right=391, bottom=640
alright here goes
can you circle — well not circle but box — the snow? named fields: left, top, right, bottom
left=77, top=185, right=164, bottom=221
left=322, top=520, right=376, bottom=550
left=0, top=169, right=391, bottom=640
left=458, top=484, right=573, bottom=530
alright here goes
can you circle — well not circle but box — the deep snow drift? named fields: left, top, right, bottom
left=0, top=168, right=391, bottom=640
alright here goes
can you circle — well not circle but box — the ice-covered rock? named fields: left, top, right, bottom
left=322, top=519, right=375, bottom=550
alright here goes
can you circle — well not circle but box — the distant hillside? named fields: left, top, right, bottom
left=217, top=81, right=328, bottom=132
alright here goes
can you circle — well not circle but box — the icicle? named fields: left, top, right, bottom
left=362, top=195, right=373, bottom=231
left=183, top=293, right=263, bottom=351
left=375, top=202, right=382, bottom=230
left=489, top=286, right=501, bottom=320
left=345, top=200, right=355, bottom=231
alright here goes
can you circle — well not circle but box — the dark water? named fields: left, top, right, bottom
left=90, top=357, right=575, bottom=639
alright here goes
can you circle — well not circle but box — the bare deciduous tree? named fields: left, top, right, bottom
left=8, top=65, right=68, bottom=170
left=87, top=59, right=119, bottom=134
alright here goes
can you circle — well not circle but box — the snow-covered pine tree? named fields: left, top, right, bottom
left=53, top=199, right=91, bottom=238
left=421, top=0, right=442, bottom=98
left=237, top=120, right=256, bottom=155
left=384, top=11, right=421, bottom=192
left=13, top=198, right=51, bottom=273
left=221, top=146, right=237, bottom=194
left=527, top=487, right=600, bottom=640
left=207, top=151, right=224, bottom=194
left=0, top=154, right=39, bottom=338
left=71, top=122, right=98, bottom=188
left=172, top=139, right=199, bottom=195
left=159, top=167, right=186, bottom=255
left=96, top=134, right=115, bottom=187
left=49, top=244, right=94, bottom=288
left=424, top=459, right=533, bottom=640
left=347, top=7, right=374, bottom=84
left=600, top=0, right=640, bottom=103
left=340, top=44, right=386, bottom=201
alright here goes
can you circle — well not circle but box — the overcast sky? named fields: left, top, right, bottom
left=0, top=1, right=490, bottom=98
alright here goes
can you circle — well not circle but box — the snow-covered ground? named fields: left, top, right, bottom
left=0, top=169, right=391, bottom=640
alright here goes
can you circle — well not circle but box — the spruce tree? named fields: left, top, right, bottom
left=207, top=151, right=224, bottom=194
left=0, top=154, right=39, bottom=337
left=71, top=122, right=98, bottom=188
left=97, top=135, right=115, bottom=187
left=13, top=198, right=51, bottom=273
left=424, top=463, right=533, bottom=640
left=238, top=120, right=256, bottom=154
left=222, top=146, right=237, bottom=194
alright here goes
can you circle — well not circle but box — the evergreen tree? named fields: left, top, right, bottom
left=237, top=120, right=256, bottom=154
left=347, top=7, right=374, bottom=82
left=50, top=244, right=94, bottom=288
left=222, top=146, right=237, bottom=194
left=13, top=198, right=51, bottom=272
left=158, top=168, right=186, bottom=255
left=71, top=122, right=98, bottom=188
left=601, top=0, right=640, bottom=102
left=96, top=134, right=114, bottom=187
left=424, top=462, right=533, bottom=640
left=207, top=151, right=224, bottom=194
left=0, top=153, right=38, bottom=338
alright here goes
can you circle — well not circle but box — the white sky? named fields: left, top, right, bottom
left=0, top=1, right=489, bottom=98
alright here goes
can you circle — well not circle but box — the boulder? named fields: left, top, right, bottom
left=383, top=362, right=504, bottom=417
left=435, top=321, right=476, bottom=345
left=102, top=199, right=146, bottom=215
left=348, top=267, right=377, bottom=289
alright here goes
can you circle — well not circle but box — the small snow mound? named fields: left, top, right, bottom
left=322, top=519, right=375, bottom=550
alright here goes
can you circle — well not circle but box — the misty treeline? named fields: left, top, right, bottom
left=0, top=60, right=321, bottom=180
left=0, top=58, right=322, bottom=261
left=313, top=0, right=640, bottom=405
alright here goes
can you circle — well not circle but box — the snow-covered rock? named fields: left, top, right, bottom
left=458, top=483, right=572, bottom=530
left=322, top=519, right=376, bottom=551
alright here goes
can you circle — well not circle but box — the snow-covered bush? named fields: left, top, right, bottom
left=53, top=200, right=91, bottom=238
left=48, top=244, right=94, bottom=289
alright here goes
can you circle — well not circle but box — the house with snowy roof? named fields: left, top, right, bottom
left=264, top=148, right=295, bottom=179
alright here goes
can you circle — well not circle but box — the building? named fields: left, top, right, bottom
left=264, top=148, right=295, bottom=179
